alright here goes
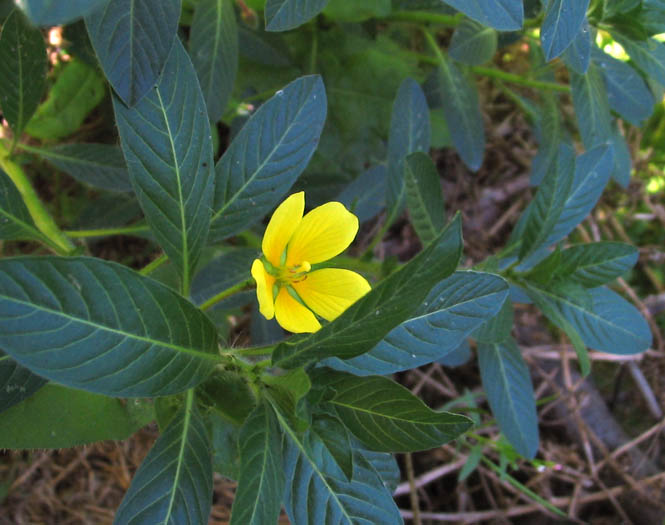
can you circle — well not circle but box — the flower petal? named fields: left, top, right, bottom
left=262, top=192, right=304, bottom=266
left=274, top=287, right=321, bottom=333
left=251, top=259, right=275, bottom=319
left=285, top=202, right=359, bottom=266
left=292, top=268, right=371, bottom=322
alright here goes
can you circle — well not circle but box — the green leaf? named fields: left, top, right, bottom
left=15, top=0, right=107, bottom=25
left=324, top=271, right=509, bottom=376
left=190, top=0, right=238, bottom=122
left=209, top=76, right=327, bottom=241
left=478, top=338, right=539, bottom=458
left=190, top=248, right=257, bottom=310
left=86, top=0, right=181, bottom=106
left=230, top=401, right=284, bottom=525
left=386, top=77, right=431, bottom=213
left=114, top=392, right=213, bottom=525
left=314, top=369, right=472, bottom=452
left=24, top=59, right=105, bottom=140
left=437, top=58, right=485, bottom=171
left=562, top=18, right=591, bottom=75
left=197, top=370, right=257, bottom=426
left=458, top=444, right=482, bottom=481
left=0, top=9, right=46, bottom=137
left=0, top=351, right=46, bottom=413
left=273, top=214, right=463, bottom=369
left=437, top=339, right=472, bottom=367
left=592, top=47, right=655, bottom=126
left=358, top=448, right=401, bottom=492
left=0, top=383, right=153, bottom=449
left=474, top=298, right=513, bottom=343
left=405, top=151, right=445, bottom=245
left=527, top=284, right=652, bottom=355
left=0, top=257, right=220, bottom=397
left=570, top=63, right=613, bottom=148
left=449, top=18, right=497, bottom=66
left=265, top=0, right=329, bottom=31
left=28, top=144, right=131, bottom=193
left=530, top=94, right=563, bottom=186
left=545, top=143, right=614, bottom=245
left=275, top=409, right=403, bottom=525
left=615, top=36, right=665, bottom=86
left=555, top=242, right=639, bottom=287
left=541, top=0, right=589, bottom=61
left=520, top=144, right=575, bottom=259
left=0, top=169, right=45, bottom=242
left=113, top=40, right=215, bottom=287
left=208, top=411, right=241, bottom=480
left=312, top=413, right=354, bottom=480
left=526, top=282, right=591, bottom=375
left=337, top=165, right=387, bottom=223
left=443, top=0, right=523, bottom=30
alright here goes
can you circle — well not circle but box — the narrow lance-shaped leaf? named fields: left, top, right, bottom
left=16, top=0, right=108, bottom=25
left=555, top=242, right=638, bottom=288
left=528, top=284, right=652, bottom=356
left=545, top=143, right=614, bottom=246
left=0, top=351, right=46, bottom=413
left=405, top=151, right=445, bottom=245
left=265, top=0, right=330, bottom=32
left=312, top=413, right=354, bottom=481
left=520, top=144, right=575, bottom=259
left=616, top=36, right=665, bottom=87
left=562, top=18, right=591, bottom=74
left=190, top=0, right=238, bottom=122
left=315, top=369, right=473, bottom=452
left=114, top=40, right=215, bottom=288
left=275, top=409, right=403, bottom=525
left=442, top=0, right=523, bottom=30
left=114, top=392, right=213, bottom=525
left=386, top=77, right=431, bottom=213
left=478, top=338, right=539, bottom=458
left=0, top=384, right=154, bottom=449
left=0, top=169, right=47, bottom=242
left=86, top=0, right=181, bottom=106
left=0, top=8, right=46, bottom=137
left=592, top=47, right=655, bottom=126
left=541, top=0, right=590, bottom=61
left=530, top=94, right=563, bottom=186
left=273, top=214, right=463, bottom=369
left=570, top=63, right=613, bottom=148
left=209, top=76, right=327, bottom=242
left=230, top=401, right=284, bottom=525
left=0, top=257, right=220, bottom=397
left=324, top=271, right=509, bottom=376
left=437, top=57, right=485, bottom=171
left=28, top=144, right=132, bottom=193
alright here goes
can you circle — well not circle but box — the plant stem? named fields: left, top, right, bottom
left=233, top=344, right=277, bottom=357
left=64, top=224, right=150, bottom=238
left=411, top=35, right=570, bottom=93
left=139, top=253, right=168, bottom=276
left=0, top=140, right=75, bottom=255
left=388, top=10, right=463, bottom=27
left=200, top=278, right=254, bottom=311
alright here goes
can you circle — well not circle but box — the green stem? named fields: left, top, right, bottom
left=0, top=140, right=75, bottom=255
left=362, top=206, right=399, bottom=259
left=388, top=10, right=463, bottom=26
left=64, top=224, right=150, bottom=238
left=139, top=253, right=169, bottom=276
left=410, top=37, right=570, bottom=93
left=200, top=278, right=254, bottom=311
left=233, top=345, right=277, bottom=357
left=480, top=457, right=567, bottom=518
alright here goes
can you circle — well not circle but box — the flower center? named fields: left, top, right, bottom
left=279, top=261, right=311, bottom=283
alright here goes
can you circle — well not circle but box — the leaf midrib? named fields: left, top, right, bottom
left=211, top=81, right=316, bottom=224
left=164, top=389, right=194, bottom=521
left=0, top=293, right=220, bottom=361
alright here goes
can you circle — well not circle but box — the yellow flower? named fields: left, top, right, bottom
left=251, top=192, right=371, bottom=333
